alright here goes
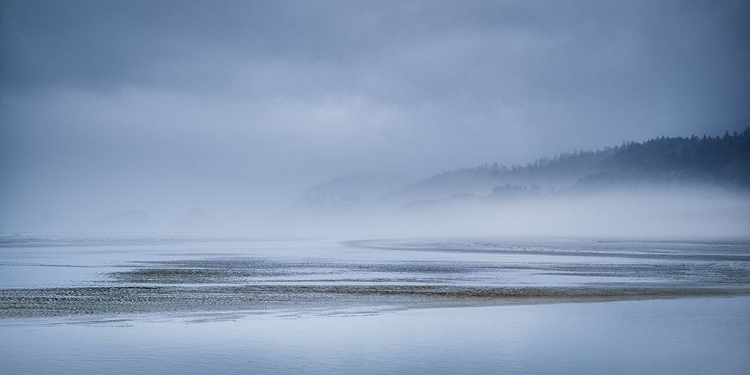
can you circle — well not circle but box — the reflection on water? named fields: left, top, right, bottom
left=1, top=236, right=749, bottom=318
left=1, top=297, right=749, bottom=375
left=1, top=235, right=749, bottom=374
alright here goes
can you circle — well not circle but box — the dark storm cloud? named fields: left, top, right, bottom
left=1, top=0, right=749, bottom=229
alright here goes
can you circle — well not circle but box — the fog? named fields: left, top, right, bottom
left=1, top=0, right=749, bottom=237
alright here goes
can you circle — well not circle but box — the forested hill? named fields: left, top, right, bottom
left=381, top=128, right=750, bottom=204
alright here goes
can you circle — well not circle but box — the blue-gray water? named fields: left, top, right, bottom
left=2, top=297, right=749, bottom=375
left=1, top=235, right=749, bottom=374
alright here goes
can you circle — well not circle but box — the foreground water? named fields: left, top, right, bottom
left=2, top=297, right=749, bottom=374
left=1, top=235, right=749, bottom=374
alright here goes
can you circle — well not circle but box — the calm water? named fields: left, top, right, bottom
left=1, top=235, right=749, bottom=374
left=1, top=297, right=749, bottom=375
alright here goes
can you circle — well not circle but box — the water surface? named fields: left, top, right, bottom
left=1, top=235, right=749, bottom=374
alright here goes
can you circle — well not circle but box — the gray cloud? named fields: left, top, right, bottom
left=1, top=0, right=749, bottom=230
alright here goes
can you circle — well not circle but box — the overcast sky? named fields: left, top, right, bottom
left=1, top=0, right=749, bottom=229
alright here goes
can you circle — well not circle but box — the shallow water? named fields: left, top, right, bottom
left=1, top=297, right=749, bottom=375
left=1, top=235, right=749, bottom=374
left=1, top=235, right=749, bottom=318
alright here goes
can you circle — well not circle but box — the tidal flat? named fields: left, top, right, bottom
left=1, top=235, right=749, bottom=320
left=1, top=235, right=750, bottom=374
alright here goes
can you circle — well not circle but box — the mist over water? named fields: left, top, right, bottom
left=1, top=1, right=749, bottom=237
left=281, top=186, right=750, bottom=239
left=1, top=2, right=750, bottom=374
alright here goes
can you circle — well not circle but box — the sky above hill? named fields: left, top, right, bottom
left=1, top=0, right=749, bottom=229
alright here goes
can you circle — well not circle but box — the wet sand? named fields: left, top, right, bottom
left=1, top=236, right=749, bottom=321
